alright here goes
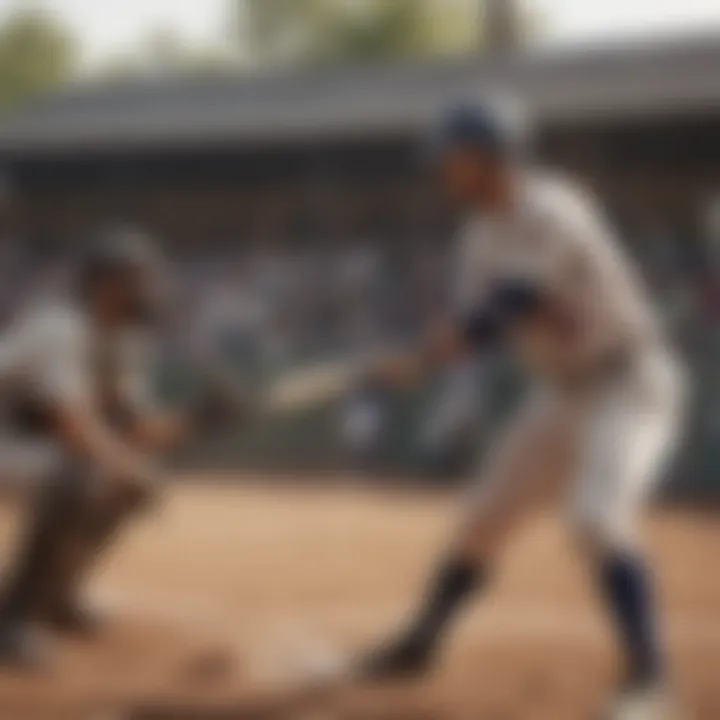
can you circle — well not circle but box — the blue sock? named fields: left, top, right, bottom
left=410, top=559, right=485, bottom=650
left=599, top=552, right=664, bottom=686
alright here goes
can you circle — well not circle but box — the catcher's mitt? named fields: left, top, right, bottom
left=188, top=371, right=258, bottom=435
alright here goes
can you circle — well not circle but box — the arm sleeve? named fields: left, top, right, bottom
left=0, top=318, right=34, bottom=379
left=33, top=311, right=91, bottom=405
left=451, top=223, right=489, bottom=317
left=451, top=224, right=502, bottom=348
left=452, top=225, right=549, bottom=348
left=537, top=183, right=607, bottom=293
left=117, top=333, right=158, bottom=416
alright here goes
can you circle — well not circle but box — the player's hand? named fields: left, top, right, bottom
left=130, top=413, right=188, bottom=451
left=366, top=352, right=425, bottom=387
left=364, top=320, right=467, bottom=388
left=113, top=459, right=164, bottom=512
left=424, top=320, right=468, bottom=364
left=188, top=375, right=256, bottom=435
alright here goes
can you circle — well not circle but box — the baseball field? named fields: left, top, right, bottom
left=0, top=479, right=719, bottom=719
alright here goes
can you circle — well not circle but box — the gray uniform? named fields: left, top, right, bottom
left=0, top=301, right=155, bottom=624
left=0, top=302, right=152, bottom=433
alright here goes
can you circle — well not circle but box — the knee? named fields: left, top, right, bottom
left=451, top=502, right=517, bottom=564
left=568, top=506, right=636, bottom=562
left=106, top=477, right=158, bottom=516
left=36, top=466, right=88, bottom=517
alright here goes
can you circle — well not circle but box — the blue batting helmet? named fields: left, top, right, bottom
left=426, top=97, right=531, bottom=163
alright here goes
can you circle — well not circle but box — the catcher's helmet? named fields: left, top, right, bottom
left=80, top=225, right=161, bottom=278
left=426, top=97, right=531, bottom=163
left=78, top=224, right=167, bottom=323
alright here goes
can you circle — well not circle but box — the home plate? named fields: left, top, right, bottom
left=246, top=623, right=352, bottom=687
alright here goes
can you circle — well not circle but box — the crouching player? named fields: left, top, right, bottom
left=0, top=227, right=241, bottom=668
left=359, top=102, right=687, bottom=719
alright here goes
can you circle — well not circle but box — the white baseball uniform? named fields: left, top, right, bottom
left=454, top=171, right=686, bottom=546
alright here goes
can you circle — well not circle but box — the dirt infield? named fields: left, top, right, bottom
left=1, top=479, right=719, bottom=719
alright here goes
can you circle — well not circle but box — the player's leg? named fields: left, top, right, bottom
left=361, top=391, right=576, bottom=678
left=0, top=462, right=149, bottom=662
left=0, top=461, right=90, bottom=665
left=569, top=353, right=686, bottom=713
left=37, top=470, right=153, bottom=635
left=33, top=416, right=157, bottom=633
left=43, top=408, right=160, bottom=633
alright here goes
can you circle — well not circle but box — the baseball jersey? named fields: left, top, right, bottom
left=0, top=301, right=154, bottom=434
left=453, top=171, right=661, bottom=383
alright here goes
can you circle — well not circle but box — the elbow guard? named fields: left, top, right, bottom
left=461, top=306, right=503, bottom=348
left=488, top=278, right=546, bottom=318
left=460, top=278, right=546, bottom=349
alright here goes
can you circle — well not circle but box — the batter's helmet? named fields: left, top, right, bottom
left=80, top=225, right=161, bottom=277
left=426, top=96, right=531, bottom=163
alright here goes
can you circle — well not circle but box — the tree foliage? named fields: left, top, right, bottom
left=98, top=24, right=233, bottom=81
left=0, top=7, right=77, bottom=110
left=233, top=0, right=499, bottom=68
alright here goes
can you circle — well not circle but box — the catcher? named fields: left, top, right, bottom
left=0, top=226, right=244, bottom=668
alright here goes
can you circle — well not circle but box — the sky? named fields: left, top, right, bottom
left=0, top=0, right=719, bottom=69
left=533, top=0, right=720, bottom=45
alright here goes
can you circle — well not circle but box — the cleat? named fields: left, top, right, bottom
left=606, top=681, right=676, bottom=720
left=358, top=632, right=435, bottom=680
left=44, top=600, right=104, bottom=637
left=0, top=621, right=52, bottom=670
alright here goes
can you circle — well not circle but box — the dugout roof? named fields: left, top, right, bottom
left=0, top=33, right=719, bottom=155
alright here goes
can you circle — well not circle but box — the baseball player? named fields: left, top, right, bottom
left=0, top=227, right=240, bottom=668
left=358, top=102, right=687, bottom=719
